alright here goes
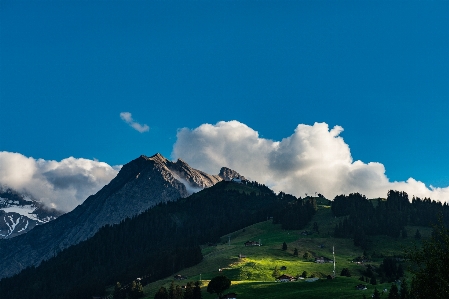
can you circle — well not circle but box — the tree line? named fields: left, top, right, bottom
left=332, top=190, right=449, bottom=249
left=0, top=181, right=297, bottom=299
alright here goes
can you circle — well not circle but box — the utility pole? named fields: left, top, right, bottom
left=333, top=245, right=336, bottom=278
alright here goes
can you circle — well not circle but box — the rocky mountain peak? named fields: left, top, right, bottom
left=147, top=153, right=168, bottom=164
left=219, top=167, right=246, bottom=181
left=0, top=153, right=247, bottom=279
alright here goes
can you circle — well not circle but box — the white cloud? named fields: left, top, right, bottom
left=0, top=152, right=119, bottom=212
left=120, top=112, right=149, bottom=133
left=172, top=120, right=449, bottom=202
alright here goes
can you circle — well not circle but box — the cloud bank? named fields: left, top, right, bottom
left=0, top=152, right=119, bottom=212
left=120, top=112, right=150, bottom=133
left=172, top=120, right=449, bottom=202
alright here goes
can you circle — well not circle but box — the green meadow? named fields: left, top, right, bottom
left=140, top=203, right=429, bottom=299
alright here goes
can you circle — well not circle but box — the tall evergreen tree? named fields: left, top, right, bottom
left=409, top=220, right=449, bottom=299
left=129, top=280, right=144, bottom=299
left=207, top=276, right=231, bottom=299
left=193, top=281, right=202, bottom=299
left=113, top=282, right=125, bottom=299
left=154, top=287, right=168, bottom=299
left=388, top=284, right=399, bottom=299
left=282, top=242, right=287, bottom=251
left=293, top=248, right=298, bottom=256
left=399, top=280, right=409, bottom=299
left=174, top=285, right=183, bottom=299
left=373, top=288, right=381, bottom=299
left=183, top=282, right=194, bottom=299
left=169, top=281, right=176, bottom=299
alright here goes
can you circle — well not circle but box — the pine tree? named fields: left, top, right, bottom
left=193, top=281, right=202, bottom=299
left=169, top=281, right=176, bottom=299
left=206, top=276, right=231, bottom=299
left=154, top=287, right=168, bottom=299
left=399, top=280, right=409, bottom=299
left=183, top=282, right=194, bottom=299
left=373, top=288, right=381, bottom=299
left=174, top=285, right=183, bottom=299
left=293, top=248, right=298, bottom=256
left=113, top=282, right=125, bottom=299
left=272, top=266, right=280, bottom=278
left=282, top=242, right=287, bottom=251
left=130, top=280, right=144, bottom=299
left=388, top=284, right=399, bottom=299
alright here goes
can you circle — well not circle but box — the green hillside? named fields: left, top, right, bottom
left=140, top=203, right=431, bottom=299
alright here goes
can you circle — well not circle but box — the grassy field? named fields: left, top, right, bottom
left=137, top=204, right=428, bottom=299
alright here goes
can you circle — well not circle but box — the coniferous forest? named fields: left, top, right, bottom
left=332, top=190, right=449, bottom=249
left=0, top=181, right=314, bottom=299
left=2, top=181, right=448, bottom=299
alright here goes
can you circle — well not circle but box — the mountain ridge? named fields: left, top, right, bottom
left=0, top=153, right=243, bottom=279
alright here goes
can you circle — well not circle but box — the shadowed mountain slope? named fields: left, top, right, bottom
left=0, top=153, right=242, bottom=279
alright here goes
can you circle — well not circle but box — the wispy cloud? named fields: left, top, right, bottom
left=0, top=152, right=120, bottom=212
left=120, top=112, right=149, bottom=133
left=172, top=120, right=449, bottom=202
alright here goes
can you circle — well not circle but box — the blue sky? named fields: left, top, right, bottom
left=1, top=1, right=448, bottom=208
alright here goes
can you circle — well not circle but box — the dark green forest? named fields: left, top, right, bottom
left=332, top=190, right=449, bottom=249
left=0, top=181, right=315, bottom=299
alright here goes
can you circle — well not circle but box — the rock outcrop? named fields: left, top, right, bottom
left=0, top=153, right=243, bottom=279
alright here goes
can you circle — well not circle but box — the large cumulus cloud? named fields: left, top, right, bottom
left=0, top=152, right=119, bottom=212
left=172, top=120, right=449, bottom=202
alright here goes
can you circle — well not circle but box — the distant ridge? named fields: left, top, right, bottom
left=0, top=187, right=62, bottom=239
left=0, top=153, right=243, bottom=279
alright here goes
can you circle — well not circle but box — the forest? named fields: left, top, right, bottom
left=0, top=181, right=315, bottom=299
left=332, top=190, right=449, bottom=249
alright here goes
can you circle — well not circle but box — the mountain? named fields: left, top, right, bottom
left=0, top=180, right=281, bottom=299
left=0, top=187, right=62, bottom=239
left=0, top=153, right=243, bottom=279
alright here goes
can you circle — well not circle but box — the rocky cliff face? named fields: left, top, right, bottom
left=219, top=167, right=246, bottom=181
left=0, top=153, right=243, bottom=279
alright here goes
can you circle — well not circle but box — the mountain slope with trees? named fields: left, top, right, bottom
left=0, top=153, right=243, bottom=279
left=0, top=181, right=315, bottom=299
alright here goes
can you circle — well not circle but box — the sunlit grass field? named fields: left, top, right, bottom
left=140, top=204, right=429, bottom=299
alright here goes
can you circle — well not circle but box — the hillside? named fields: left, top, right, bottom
left=0, top=180, right=298, bottom=299
left=0, top=153, right=243, bottom=279
left=140, top=203, right=432, bottom=299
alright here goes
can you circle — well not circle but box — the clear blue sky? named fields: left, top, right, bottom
left=1, top=0, right=448, bottom=188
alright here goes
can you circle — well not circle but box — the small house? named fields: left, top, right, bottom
left=315, top=256, right=333, bottom=263
left=355, top=284, right=367, bottom=290
left=277, top=274, right=295, bottom=282
left=222, top=293, right=237, bottom=299
left=244, top=240, right=260, bottom=246
left=174, top=274, right=187, bottom=280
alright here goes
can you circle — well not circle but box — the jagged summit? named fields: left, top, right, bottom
left=0, top=153, right=245, bottom=279
left=219, top=167, right=246, bottom=181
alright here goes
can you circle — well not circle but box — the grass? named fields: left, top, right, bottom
left=137, top=205, right=427, bottom=299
